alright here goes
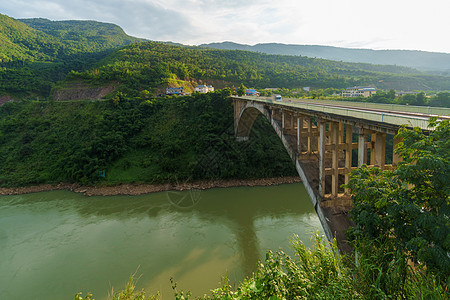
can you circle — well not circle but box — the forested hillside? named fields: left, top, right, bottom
left=0, top=90, right=296, bottom=187
left=0, top=14, right=143, bottom=98
left=19, top=18, right=144, bottom=53
left=68, top=41, right=450, bottom=97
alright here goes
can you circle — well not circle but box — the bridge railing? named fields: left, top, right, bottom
left=238, top=96, right=450, bottom=116
left=236, top=96, right=446, bottom=130
left=285, top=98, right=449, bottom=116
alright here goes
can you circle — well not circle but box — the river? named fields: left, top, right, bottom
left=0, top=183, right=324, bottom=299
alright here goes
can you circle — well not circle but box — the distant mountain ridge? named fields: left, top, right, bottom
left=199, top=42, right=450, bottom=74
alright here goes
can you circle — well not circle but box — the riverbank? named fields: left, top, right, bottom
left=0, top=176, right=302, bottom=196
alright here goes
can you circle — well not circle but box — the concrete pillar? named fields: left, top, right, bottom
left=370, top=133, right=376, bottom=165
left=374, top=132, right=386, bottom=168
left=393, top=136, right=403, bottom=166
left=282, top=110, right=285, bottom=129
left=319, top=121, right=326, bottom=197
left=339, top=122, right=344, bottom=144
left=358, top=128, right=368, bottom=166
left=297, top=116, right=303, bottom=154
left=345, top=125, right=353, bottom=193
left=307, top=117, right=312, bottom=155
left=331, top=122, right=339, bottom=197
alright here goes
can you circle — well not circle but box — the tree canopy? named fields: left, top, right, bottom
left=346, top=119, right=450, bottom=281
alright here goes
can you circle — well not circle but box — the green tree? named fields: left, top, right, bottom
left=346, top=119, right=450, bottom=281
left=236, top=83, right=246, bottom=96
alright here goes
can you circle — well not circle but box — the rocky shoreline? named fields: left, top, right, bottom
left=0, top=177, right=302, bottom=197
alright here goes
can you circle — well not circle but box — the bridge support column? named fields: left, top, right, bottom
left=297, top=115, right=303, bottom=154
left=358, top=128, right=368, bottom=166
left=331, top=122, right=339, bottom=197
left=345, top=125, right=353, bottom=194
left=307, top=117, right=313, bottom=155
left=392, top=136, right=403, bottom=166
left=370, top=132, right=376, bottom=165
left=374, top=132, right=386, bottom=168
left=319, top=121, right=326, bottom=197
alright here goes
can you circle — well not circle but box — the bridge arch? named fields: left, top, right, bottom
left=234, top=99, right=337, bottom=247
left=235, top=102, right=269, bottom=142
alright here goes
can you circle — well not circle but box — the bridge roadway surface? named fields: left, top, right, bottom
left=240, top=96, right=450, bottom=131
left=233, top=96, right=449, bottom=254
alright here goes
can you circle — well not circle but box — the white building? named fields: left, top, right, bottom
left=195, top=85, right=214, bottom=93
left=341, top=86, right=377, bottom=98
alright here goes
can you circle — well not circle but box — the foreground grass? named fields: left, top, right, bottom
left=74, top=235, right=447, bottom=300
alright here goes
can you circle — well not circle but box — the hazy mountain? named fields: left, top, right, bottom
left=199, top=42, right=450, bottom=74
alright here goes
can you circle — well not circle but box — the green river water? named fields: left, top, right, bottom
left=0, top=183, right=324, bottom=299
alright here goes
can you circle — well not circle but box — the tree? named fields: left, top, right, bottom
left=236, top=83, right=246, bottom=96
left=346, top=119, right=450, bottom=281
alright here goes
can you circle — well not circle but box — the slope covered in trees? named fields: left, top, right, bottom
left=69, top=41, right=450, bottom=97
left=0, top=14, right=144, bottom=98
left=0, top=90, right=296, bottom=187
left=19, top=18, right=144, bottom=54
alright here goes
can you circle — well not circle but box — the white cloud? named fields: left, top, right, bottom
left=1, top=0, right=449, bottom=52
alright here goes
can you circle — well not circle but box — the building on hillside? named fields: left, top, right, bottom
left=245, top=89, right=260, bottom=96
left=166, top=87, right=184, bottom=95
left=195, top=85, right=214, bottom=93
left=341, top=86, right=377, bottom=98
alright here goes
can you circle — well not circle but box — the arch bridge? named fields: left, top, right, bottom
left=233, top=96, right=449, bottom=253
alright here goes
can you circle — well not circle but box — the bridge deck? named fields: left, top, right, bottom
left=237, top=96, right=449, bottom=130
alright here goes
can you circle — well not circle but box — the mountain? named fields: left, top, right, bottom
left=0, top=13, right=64, bottom=62
left=19, top=18, right=145, bottom=53
left=0, top=14, right=145, bottom=97
left=0, top=13, right=144, bottom=63
left=199, top=42, right=450, bottom=74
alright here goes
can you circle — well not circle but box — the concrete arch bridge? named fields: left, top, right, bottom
left=233, top=96, right=449, bottom=253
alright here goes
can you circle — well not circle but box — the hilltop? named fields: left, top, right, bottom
left=0, top=14, right=144, bottom=63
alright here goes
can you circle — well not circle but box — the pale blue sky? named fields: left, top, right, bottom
left=2, top=0, right=449, bottom=53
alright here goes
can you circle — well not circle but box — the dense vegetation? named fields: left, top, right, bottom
left=70, top=41, right=450, bottom=97
left=0, top=90, right=296, bottom=187
left=347, top=119, right=450, bottom=282
left=0, top=13, right=143, bottom=97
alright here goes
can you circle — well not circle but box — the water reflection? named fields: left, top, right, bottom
left=0, top=183, right=323, bottom=299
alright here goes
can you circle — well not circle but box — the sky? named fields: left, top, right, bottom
left=2, top=0, right=449, bottom=53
